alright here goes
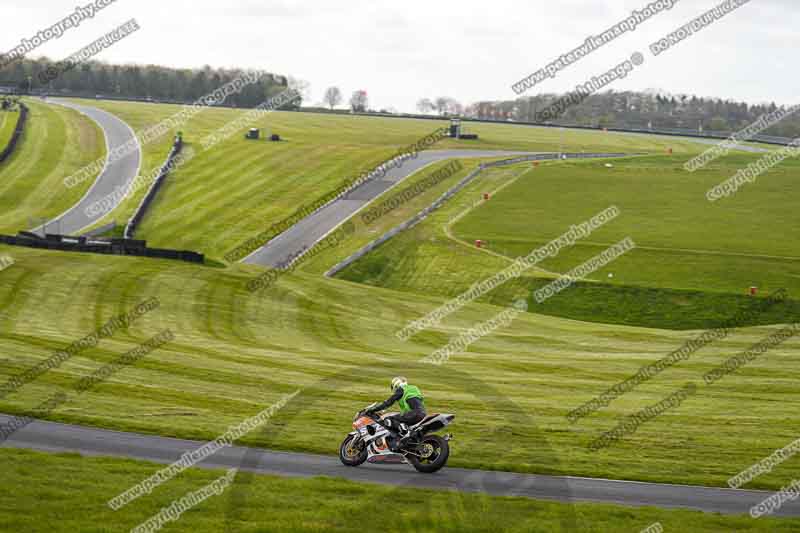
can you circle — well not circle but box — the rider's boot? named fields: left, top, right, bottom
left=387, top=422, right=409, bottom=452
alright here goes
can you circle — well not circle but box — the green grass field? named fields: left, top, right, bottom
left=0, top=99, right=104, bottom=233
left=1, top=243, right=799, bottom=491
left=2, top=449, right=794, bottom=533
left=0, top=108, right=18, bottom=149
left=338, top=153, right=800, bottom=329
left=2, top=101, right=799, bottom=531
left=65, top=99, right=704, bottom=260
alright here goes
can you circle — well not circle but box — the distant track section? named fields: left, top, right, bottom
left=325, top=152, right=632, bottom=278
left=34, top=99, right=141, bottom=236
left=244, top=150, right=543, bottom=268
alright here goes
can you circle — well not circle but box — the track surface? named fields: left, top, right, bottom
left=3, top=414, right=797, bottom=517
left=243, top=150, right=636, bottom=267
left=36, top=99, right=141, bottom=236
left=8, top=104, right=792, bottom=518
left=243, top=150, right=542, bottom=267
left=679, top=137, right=772, bottom=153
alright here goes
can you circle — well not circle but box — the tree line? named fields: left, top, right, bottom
left=0, top=58, right=297, bottom=109
left=472, top=91, right=800, bottom=137
left=3, top=56, right=796, bottom=138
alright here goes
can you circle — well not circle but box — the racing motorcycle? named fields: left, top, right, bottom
left=339, top=404, right=454, bottom=473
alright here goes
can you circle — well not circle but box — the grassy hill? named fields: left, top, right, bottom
left=2, top=448, right=795, bottom=532
left=1, top=100, right=799, bottom=533
left=1, top=244, right=799, bottom=491
left=338, top=153, right=800, bottom=329
left=65, top=99, right=703, bottom=260
left=0, top=108, right=17, bottom=149
left=0, top=99, right=103, bottom=233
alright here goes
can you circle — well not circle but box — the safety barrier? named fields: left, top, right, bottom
left=325, top=152, right=631, bottom=277
left=0, top=103, right=28, bottom=163
left=124, top=138, right=183, bottom=239
left=0, top=232, right=204, bottom=264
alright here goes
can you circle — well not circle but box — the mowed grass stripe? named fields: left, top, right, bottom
left=67, top=98, right=708, bottom=257
left=7, top=448, right=799, bottom=532
left=0, top=110, right=14, bottom=148
left=338, top=153, right=800, bottom=327
left=1, top=245, right=800, bottom=488
left=0, top=100, right=103, bottom=233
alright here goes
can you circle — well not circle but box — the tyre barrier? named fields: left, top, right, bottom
left=0, top=103, right=28, bottom=164
left=0, top=232, right=204, bottom=264
left=124, top=139, right=183, bottom=239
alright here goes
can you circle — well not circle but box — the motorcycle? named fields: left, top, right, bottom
left=339, top=404, right=454, bottom=473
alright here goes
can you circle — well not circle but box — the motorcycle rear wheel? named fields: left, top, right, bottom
left=339, top=435, right=368, bottom=467
left=408, top=435, right=449, bottom=473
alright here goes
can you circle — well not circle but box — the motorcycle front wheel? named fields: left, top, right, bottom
left=408, top=435, right=449, bottom=473
left=339, top=434, right=368, bottom=466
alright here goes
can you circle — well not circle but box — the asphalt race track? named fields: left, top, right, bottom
left=242, top=149, right=542, bottom=267
left=242, top=150, right=634, bottom=268
left=11, top=104, right=794, bottom=518
left=35, top=99, right=141, bottom=236
left=3, top=414, right=797, bottom=517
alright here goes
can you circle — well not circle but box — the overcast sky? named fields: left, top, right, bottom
left=1, top=0, right=795, bottom=112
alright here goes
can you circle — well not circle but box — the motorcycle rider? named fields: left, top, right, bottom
left=369, top=377, right=427, bottom=450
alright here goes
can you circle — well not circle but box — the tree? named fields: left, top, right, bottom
left=323, top=86, right=343, bottom=109
left=416, top=98, right=434, bottom=114
left=350, top=90, right=368, bottom=112
left=434, top=97, right=451, bottom=115
left=709, top=116, right=729, bottom=132
left=431, top=96, right=462, bottom=116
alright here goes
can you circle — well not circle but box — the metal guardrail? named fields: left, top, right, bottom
left=324, top=152, right=632, bottom=278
